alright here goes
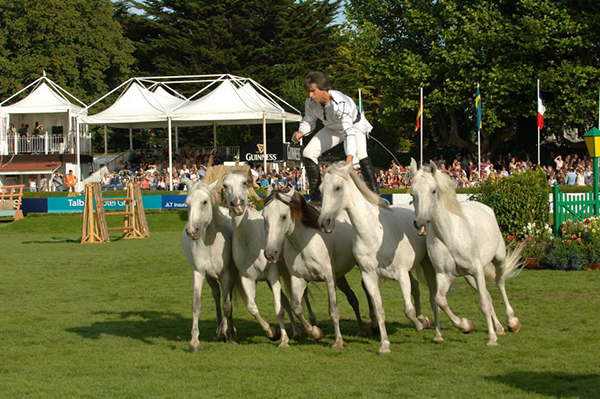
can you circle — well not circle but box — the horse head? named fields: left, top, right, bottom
left=185, top=180, right=219, bottom=240
left=263, top=187, right=295, bottom=262
left=320, top=161, right=387, bottom=233
left=222, top=170, right=251, bottom=216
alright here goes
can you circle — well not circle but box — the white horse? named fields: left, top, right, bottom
left=222, top=171, right=304, bottom=345
left=263, top=187, right=372, bottom=350
left=182, top=180, right=238, bottom=352
left=410, top=159, right=523, bottom=346
left=318, top=162, right=435, bottom=355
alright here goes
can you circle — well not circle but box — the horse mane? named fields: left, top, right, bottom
left=189, top=181, right=229, bottom=226
left=324, top=161, right=389, bottom=209
left=264, top=187, right=321, bottom=230
left=415, top=164, right=463, bottom=217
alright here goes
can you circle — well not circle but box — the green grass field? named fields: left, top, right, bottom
left=1, top=213, right=599, bottom=398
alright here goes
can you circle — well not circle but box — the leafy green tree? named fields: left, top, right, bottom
left=344, top=0, right=600, bottom=160
left=0, top=0, right=135, bottom=103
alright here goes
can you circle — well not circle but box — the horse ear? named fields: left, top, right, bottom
left=410, top=158, right=419, bottom=176
left=340, top=161, right=352, bottom=174
left=266, top=185, right=273, bottom=197
left=208, top=180, right=218, bottom=192
left=429, top=160, right=437, bottom=175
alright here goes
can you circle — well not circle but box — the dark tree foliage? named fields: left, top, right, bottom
left=0, top=0, right=134, bottom=103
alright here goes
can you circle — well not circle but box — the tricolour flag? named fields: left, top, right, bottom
left=537, top=90, right=545, bottom=130
left=475, top=86, right=482, bottom=130
left=415, top=99, right=423, bottom=132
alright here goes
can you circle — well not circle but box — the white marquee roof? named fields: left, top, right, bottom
left=0, top=78, right=86, bottom=115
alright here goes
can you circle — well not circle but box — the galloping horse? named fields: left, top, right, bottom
left=318, top=162, right=435, bottom=355
left=263, top=187, right=372, bottom=350
left=410, top=159, right=523, bottom=346
left=182, top=180, right=239, bottom=351
left=222, top=171, right=303, bottom=345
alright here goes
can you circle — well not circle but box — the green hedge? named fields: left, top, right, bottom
left=471, top=167, right=550, bottom=239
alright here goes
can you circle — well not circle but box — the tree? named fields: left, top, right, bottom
left=0, top=0, right=135, bottom=103
left=344, top=0, right=600, bottom=160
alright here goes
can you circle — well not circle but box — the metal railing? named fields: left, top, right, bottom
left=6, top=133, right=92, bottom=155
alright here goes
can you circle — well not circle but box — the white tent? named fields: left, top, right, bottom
left=82, top=74, right=302, bottom=189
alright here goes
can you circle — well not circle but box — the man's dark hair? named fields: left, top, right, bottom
left=303, top=71, right=331, bottom=91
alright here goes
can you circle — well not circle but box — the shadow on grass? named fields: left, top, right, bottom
left=66, top=310, right=415, bottom=349
left=21, top=236, right=125, bottom=244
left=487, top=371, right=600, bottom=398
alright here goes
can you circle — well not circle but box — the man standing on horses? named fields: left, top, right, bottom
left=292, top=71, right=379, bottom=202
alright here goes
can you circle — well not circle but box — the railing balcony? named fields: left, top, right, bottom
left=6, top=133, right=92, bottom=155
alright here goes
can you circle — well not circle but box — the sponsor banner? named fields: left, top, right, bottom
left=46, top=195, right=172, bottom=213
left=162, top=194, right=188, bottom=209
left=20, top=198, right=48, bottom=216
left=241, top=141, right=303, bottom=162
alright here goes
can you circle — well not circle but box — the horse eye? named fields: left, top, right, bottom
left=335, top=186, right=341, bottom=191
left=432, top=190, right=437, bottom=194
left=202, top=200, right=208, bottom=205
left=282, top=215, right=287, bottom=220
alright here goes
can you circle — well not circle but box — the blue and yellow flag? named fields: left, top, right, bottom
left=475, top=86, right=482, bottom=130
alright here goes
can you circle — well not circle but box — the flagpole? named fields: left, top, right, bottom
left=537, top=79, right=541, bottom=165
left=420, top=87, right=424, bottom=166
left=477, top=83, right=481, bottom=176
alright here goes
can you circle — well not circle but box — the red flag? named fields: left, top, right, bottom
left=415, top=100, right=423, bottom=132
left=537, top=91, right=545, bottom=130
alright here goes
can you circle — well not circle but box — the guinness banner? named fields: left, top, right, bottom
left=240, top=141, right=303, bottom=162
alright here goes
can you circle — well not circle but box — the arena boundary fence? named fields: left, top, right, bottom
left=552, top=183, right=600, bottom=236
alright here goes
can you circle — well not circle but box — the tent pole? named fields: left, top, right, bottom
left=168, top=117, right=173, bottom=191
left=129, top=128, right=133, bottom=150
left=213, top=123, right=217, bottom=152
left=175, top=127, right=179, bottom=152
left=282, top=118, right=286, bottom=168
left=76, top=117, right=81, bottom=192
left=263, top=112, right=267, bottom=173
left=104, top=125, right=108, bottom=162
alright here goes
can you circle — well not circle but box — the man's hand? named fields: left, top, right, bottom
left=292, top=131, right=304, bottom=143
left=345, top=155, right=354, bottom=164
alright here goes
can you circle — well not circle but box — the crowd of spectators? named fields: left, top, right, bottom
left=90, top=148, right=596, bottom=193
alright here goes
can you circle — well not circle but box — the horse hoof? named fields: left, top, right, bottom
left=310, top=326, right=324, bottom=341
left=332, top=342, right=344, bottom=350
left=378, top=347, right=391, bottom=356
left=460, top=319, right=475, bottom=334
left=432, top=336, right=444, bottom=344
left=216, top=333, right=227, bottom=342
left=487, top=340, right=499, bottom=347
left=189, top=343, right=200, bottom=352
left=278, top=341, right=290, bottom=349
left=357, top=329, right=368, bottom=338
left=496, top=327, right=506, bottom=336
left=422, top=316, right=432, bottom=329
left=230, top=339, right=239, bottom=345
left=508, top=318, right=521, bottom=333
left=268, top=328, right=281, bottom=342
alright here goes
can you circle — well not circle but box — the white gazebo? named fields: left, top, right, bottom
left=82, top=74, right=302, bottom=190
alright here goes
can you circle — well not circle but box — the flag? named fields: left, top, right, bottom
left=475, top=86, right=482, bottom=130
left=415, top=99, right=423, bottom=132
left=358, top=89, right=365, bottom=117
left=537, top=90, right=545, bottom=130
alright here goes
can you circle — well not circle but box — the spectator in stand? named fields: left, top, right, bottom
left=565, top=167, right=577, bottom=185
left=109, top=172, right=121, bottom=190
left=101, top=173, right=110, bottom=189
left=65, top=170, right=78, bottom=192
left=52, top=172, right=64, bottom=192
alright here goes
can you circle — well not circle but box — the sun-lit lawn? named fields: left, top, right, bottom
left=1, top=213, right=599, bottom=398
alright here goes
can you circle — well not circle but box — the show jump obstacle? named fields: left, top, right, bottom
left=0, top=185, right=24, bottom=221
left=81, top=182, right=149, bottom=243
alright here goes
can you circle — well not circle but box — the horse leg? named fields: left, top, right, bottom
left=206, top=277, right=222, bottom=337
left=361, top=279, right=379, bottom=336
left=325, top=276, right=343, bottom=350
left=266, top=269, right=290, bottom=348
left=242, top=276, right=277, bottom=340
left=409, top=271, right=432, bottom=329
left=189, top=270, right=204, bottom=352
left=435, top=273, right=475, bottom=334
left=220, top=275, right=238, bottom=344
left=291, top=277, right=323, bottom=340
left=336, top=276, right=367, bottom=337
left=361, top=271, right=390, bottom=355
left=464, top=275, right=505, bottom=335
left=494, top=260, right=521, bottom=333
left=303, top=290, right=319, bottom=328
left=278, top=266, right=303, bottom=338
left=421, top=259, right=442, bottom=343
left=472, top=267, right=499, bottom=346
left=398, top=270, right=429, bottom=331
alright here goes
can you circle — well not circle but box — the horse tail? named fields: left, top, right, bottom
left=500, top=242, right=525, bottom=281
left=231, top=275, right=247, bottom=305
